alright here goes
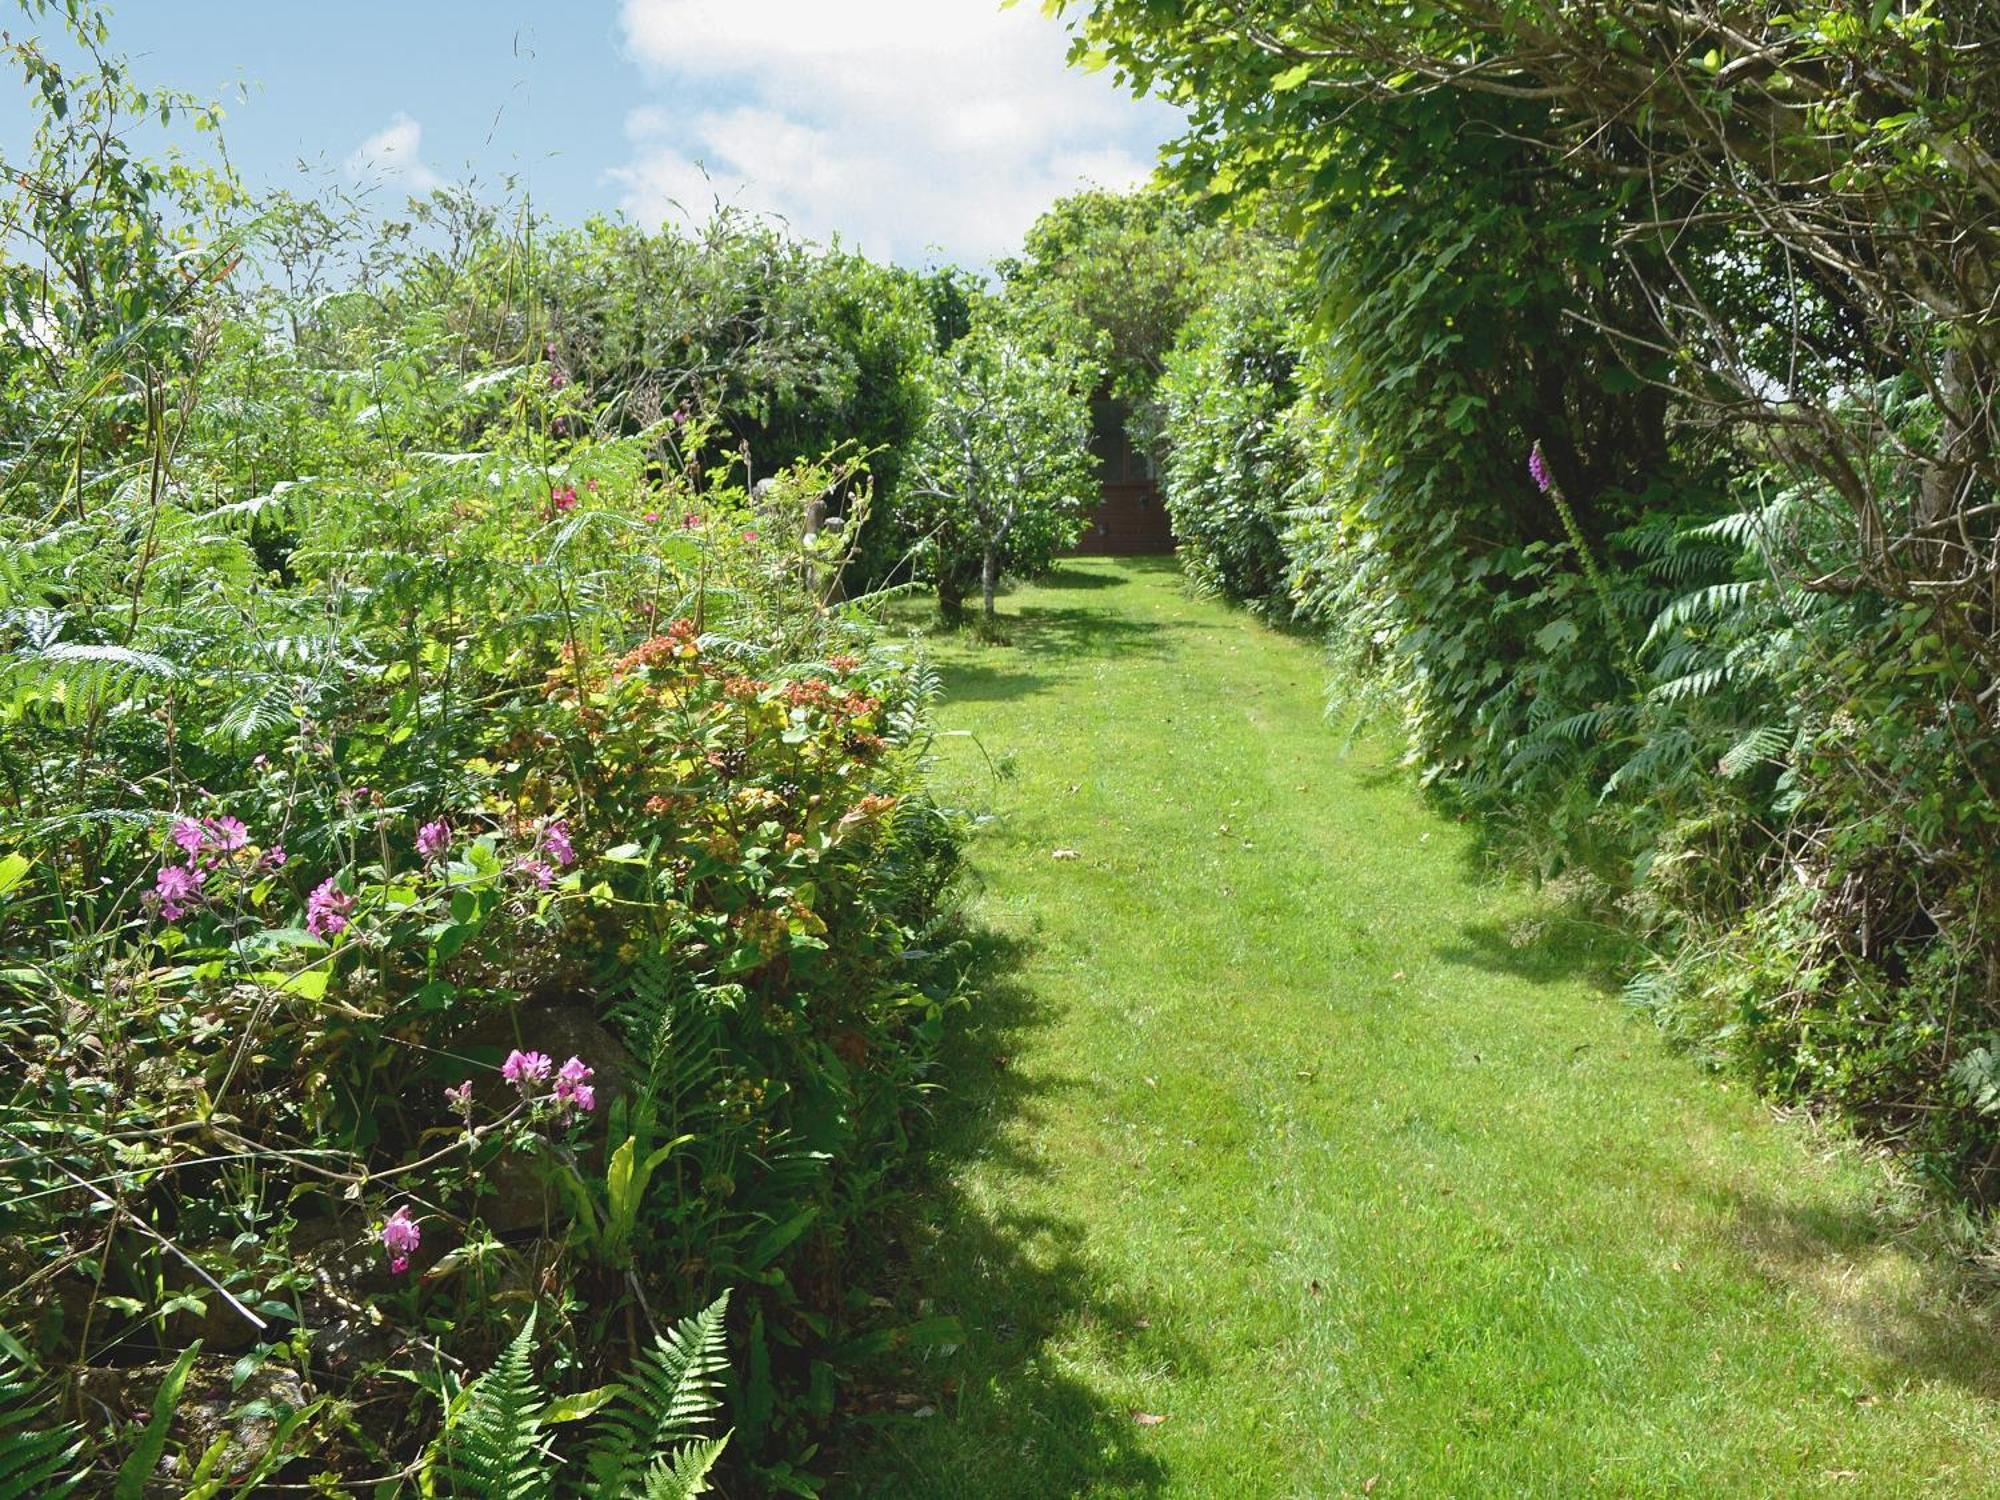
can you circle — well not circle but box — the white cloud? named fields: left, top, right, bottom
left=345, top=113, right=443, bottom=194
left=607, top=0, right=1173, bottom=264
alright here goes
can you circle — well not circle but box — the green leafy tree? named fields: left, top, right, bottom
left=907, top=325, right=1096, bottom=621
left=0, top=0, right=240, bottom=517
left=1001, top=188, right=1226, bottom=456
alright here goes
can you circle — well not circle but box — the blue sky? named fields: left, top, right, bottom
left=2, top=1, right=1176, bottom=266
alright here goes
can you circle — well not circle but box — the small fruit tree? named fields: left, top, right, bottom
left=907, top=324, right=1096, bottom=621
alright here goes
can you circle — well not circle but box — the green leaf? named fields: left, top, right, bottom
left=542, top=1385, right=619, bottom=1424
left=741, top=1205, right=818, bottom=1272
left=1534, top=617, right=1580, bottom=652
left=254, top=968, right=328, bottom=1001
left=115, top=1342, right=202, bottom=1500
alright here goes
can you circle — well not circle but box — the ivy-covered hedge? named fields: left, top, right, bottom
left=1071, top=1, right=2000, bottom=1217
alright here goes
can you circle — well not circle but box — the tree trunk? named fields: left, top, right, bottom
left=981, top=544, right=999, bottom=621
left=936, top=570, right=966, bottom=622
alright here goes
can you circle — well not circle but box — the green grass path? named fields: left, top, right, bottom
left=845, top=558, right=2000, bottom=1497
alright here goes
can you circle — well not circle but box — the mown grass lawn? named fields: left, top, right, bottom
left=834, top=557, right=2000, bottom=1498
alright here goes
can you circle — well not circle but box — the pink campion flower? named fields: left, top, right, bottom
left=553, top=1056, right=597, bottom=1117
left=263, top=846, right=288, bottom=869
left=1528, top=441, right=1553, bottom=495
left=306, top=878, right=354, bottom=939
left=552, top=486, right=578, bottom=512
left=204, top=815, right=249, bottom=853
left=643, top=510, right=660, bottom=524
left=742, top=529, right=759, bottom=542
left=682, top=512, right=702, bottom=530
left=501, top=1049, right=553, bottom=1091
left=444, top=1078, right=474, bottom=1113
left=517, top=857, right=555, bottom=890
left=416, top=819, right=452, bottom=862
left=381, top=1205, right=421, bottom=1275
left=170, top=818, right=207, bottom=857
left=541, top=819, right=575, bottom=868
left=154, top=862, right=204, bottom=922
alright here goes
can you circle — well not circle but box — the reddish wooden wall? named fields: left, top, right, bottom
left=1075, top=481, right=1176, bottom=555
left=1074, top=397, right=1177, bottom=556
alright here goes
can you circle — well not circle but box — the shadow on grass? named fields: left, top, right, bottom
left=1009, top=603, right=1176, bottom=664
left=1035, top=562, right=1130, bottom=590
left=1431, top=910, right=1634, bottom=988
left=826, top=928, right=1176, bottom=1497
left=916, top=592, right=1180, bottom=710
left=1718, top=1184, right=2000, bottom=1405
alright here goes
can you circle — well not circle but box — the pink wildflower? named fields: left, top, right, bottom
left=416, top=819, right=452, bottom=862
left=306, top=878, right=354, bottom=939
left=381, top=1205, right=421, bottom=1275
left=643, top=510, right=660, bottom=523
left=154, top=862, right=205, bottom=922
left=517, top=858, right=555, bottom=890
left=541, top=819, right=575, bottom=868
left=552, top=486, right=578, bottom=513
left=553, top=1055, right=597, bottom=1116
left=444, top=1078, right=474, bottom=1113
left=742, top=529, right=759, bottom=542
left=263, top=846, right=288, bottom=869
left=170, top=818, right=206, bottom=857
left=501, top=1049, right=553, bottom=1091
left=204, top=815, right=249, bottom=852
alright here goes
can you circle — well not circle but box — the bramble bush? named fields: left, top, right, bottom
left=0, top=430, right=966, bottom=1490
left=0, top=10, right=969, bottom=1489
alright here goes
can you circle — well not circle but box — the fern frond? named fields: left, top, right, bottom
left=0, top=1345, right=87, bottom=1500
left=639, top=1436, right=729, bottom=1500
left=444, top=1312, right=553, bottom=1500
left=1643, top=581, right=1761, bottom=646
left=1716, top=724, right=1790, bottom=779
left=585, top=1293, right=731, bottom=1497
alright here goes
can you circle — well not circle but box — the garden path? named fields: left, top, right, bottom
left=844, top=558, right=2000, bottom=1498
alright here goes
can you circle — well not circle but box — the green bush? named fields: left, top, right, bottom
left=1156, top=259, right=1309, bottom=613
left=1077, top=4, right=2000, bottom=1212
left=0, top=22, right=967, bottom=1482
